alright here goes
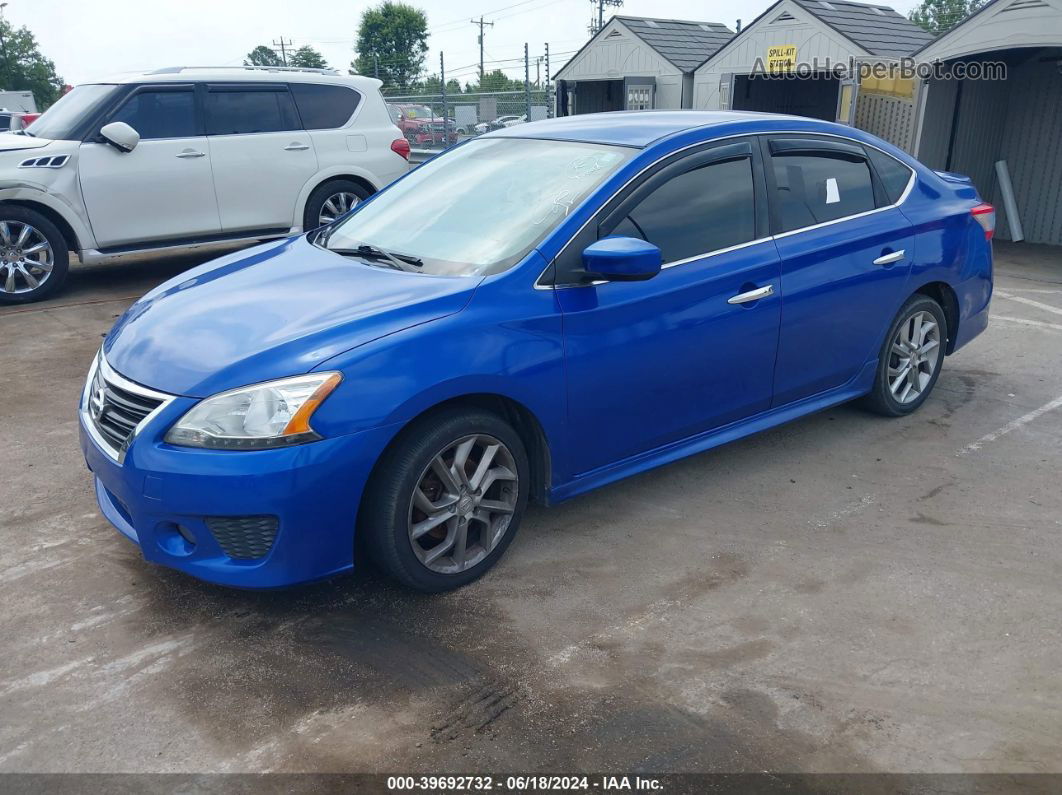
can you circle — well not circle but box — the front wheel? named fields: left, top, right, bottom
left=360, top=408, right=529, bottom=592
left=862, top=295, right=948, bottom=416
left=0, top=206, right=70, bottom=305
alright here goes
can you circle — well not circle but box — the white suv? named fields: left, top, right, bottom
left=0, top=66, right=410, bottom=304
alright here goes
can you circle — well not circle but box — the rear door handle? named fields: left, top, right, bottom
left=873, top=250, right=905, bottom=266
left=728, top=285, right=774, bottom=305
left=176, top=149, right=206, bottom=158
left=284, top=142, right=310, bottom=151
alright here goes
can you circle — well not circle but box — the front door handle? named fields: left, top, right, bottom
left=176, top=149, right=206, bottom=158
left=728, top=285, right=774, bottom=305
left=873, top=249, right=905, bottom=266
left=284, top=142, right=310, bottom=151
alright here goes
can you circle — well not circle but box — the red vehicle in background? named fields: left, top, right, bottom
left=387, top=103, right=456, bottom=147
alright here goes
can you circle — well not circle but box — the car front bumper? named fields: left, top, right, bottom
left=79, top=401, right=398, bottom=589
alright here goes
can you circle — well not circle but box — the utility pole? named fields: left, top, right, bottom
left=470, top=17, right=494, bottom=81
left=272, top=37, right=292, bottom=66
left=588, top=0, right=623, bottom=36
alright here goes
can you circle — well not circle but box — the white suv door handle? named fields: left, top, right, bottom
left=176, top=149, right=206, bottom=158
left=284, top=142, right=310, bottom=151
left=728, top=285, right=774, bottom=305
left=873, top=249, right=905, bottom=266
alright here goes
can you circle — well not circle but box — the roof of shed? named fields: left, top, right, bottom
left=790, top=0, right=935, bottom=58
left=613, top=17, right=735, bottom=72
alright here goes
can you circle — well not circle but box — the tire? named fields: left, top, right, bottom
left=302, top=179, right=373, bottom=231
left=360, top=407, right=530, bottom=593
left=862, top=294, right=948, bottom=417
left=0, top=205, right=70, bottom=305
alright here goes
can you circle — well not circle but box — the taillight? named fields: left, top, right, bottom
left=390, top=137, right=411, bottom=161
left=971, top=203, right=995, bottom=240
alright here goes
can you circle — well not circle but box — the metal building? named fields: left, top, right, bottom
left=912, top=0, right=1062, bottom=245
left=554, top=17, right=733, bottom=115
left=693, top=0, right=932, bottom=140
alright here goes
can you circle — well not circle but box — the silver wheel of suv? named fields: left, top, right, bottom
left=888, top=309, right=942, bottom=404
left=407, top=434, right=519, bottom=574
left=0, top=221, right=54, bottom=295
left=318, top=191, right=359, bottom=225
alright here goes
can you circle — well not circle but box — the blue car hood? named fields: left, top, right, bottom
left=103, top=236, right=478, bottom=397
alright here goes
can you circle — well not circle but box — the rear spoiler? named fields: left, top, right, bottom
left=934, top=170, right=978, bottom=200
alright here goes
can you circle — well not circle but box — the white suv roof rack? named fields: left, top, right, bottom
left=147, top=65, right=341, bottom=76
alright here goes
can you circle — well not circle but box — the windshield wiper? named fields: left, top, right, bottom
left=328, top=243, right=423, bottom=272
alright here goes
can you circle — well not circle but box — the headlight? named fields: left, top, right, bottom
left=164, top=372, right=342, bottom=450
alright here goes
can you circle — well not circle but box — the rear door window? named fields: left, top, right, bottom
left=204, top=86, right=301, bottom=135
left=768, top=147, right=876, bottom=232
left=109, top=88, right=196, bottom=139
left=290, top=84, right=360, bottom=129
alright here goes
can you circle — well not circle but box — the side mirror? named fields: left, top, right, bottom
left=99, top=121, right=140, bottom=153
left=582, top=236, right=661, bottom=282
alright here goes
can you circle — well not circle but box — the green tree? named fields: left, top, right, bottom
left=244, top=45, right=282, bottom=66
left=474, top=69, right=524, bottom=93
left=0, top=19, right=63, bottom=110
left=909, top=0, right=986, bottom=34
left=351, top=2, right=428, bottom=91
left=289, top=46, right=329, bottom=69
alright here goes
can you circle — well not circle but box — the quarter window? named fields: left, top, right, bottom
left=770, top=152, right=875, bottom=232
left=109, top=89, right=196, bottom=140
left=291, top=84, right=360, bottom=129
left=610, top=156, right=757, bottom=263
left=204, top=88, right=301, bottom=135
left=867, top=148, right=913, bottom=205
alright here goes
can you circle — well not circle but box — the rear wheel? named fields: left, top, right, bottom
left=0, top=206, right=69, bottom=305
left=360, top=408, right=529, bottom=592
left=302, top=179, right=373, bottom=231
left=862, top=295, right=947, bottom=416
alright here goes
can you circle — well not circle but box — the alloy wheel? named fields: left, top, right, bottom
left=318, top=192, right=359, bottom=225
left=888, top=310, right=942, bottom=404
left=0, top=221, right=54, bottom=295
left=407, top=434, right=519, bottom=574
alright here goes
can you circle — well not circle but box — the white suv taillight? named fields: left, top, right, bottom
left=971, top=203, right=995, bottom=240
left=391, top=137, right=411, bottom=161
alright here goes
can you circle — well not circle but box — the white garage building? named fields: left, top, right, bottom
left=554, top=16, right=733, bottom=114
left=912, top=0, right=1062, bottom=245
left=693, top=0, right=932, bottom=146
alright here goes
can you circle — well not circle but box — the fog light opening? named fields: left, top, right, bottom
left=156, top=522, right=197, bottom=557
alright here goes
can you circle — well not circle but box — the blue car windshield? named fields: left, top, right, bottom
left=323, top=137, right=632, bottom=276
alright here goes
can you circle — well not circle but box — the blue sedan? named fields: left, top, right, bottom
left=79, top=111, right=994, bottom=592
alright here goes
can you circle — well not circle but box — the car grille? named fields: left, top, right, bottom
left=87, top=363, right=165, bottom=456
left=205, top=516, right=279, bottom=560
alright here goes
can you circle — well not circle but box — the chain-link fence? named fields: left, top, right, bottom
left=384, top=89, right=553, bottom=157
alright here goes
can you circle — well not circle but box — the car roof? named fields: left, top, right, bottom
left=485, top=110, right=841, bottom=147
left=91, top=67, right=383, bottom=90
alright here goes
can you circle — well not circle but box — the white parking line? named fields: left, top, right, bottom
left=995, top=291, right=1062, bottom=317
left=991, top=315, right=1062, bottom=332
left=996, top=286, right=1062, bottom=294
left=957, top=394, right=1062, bottom=456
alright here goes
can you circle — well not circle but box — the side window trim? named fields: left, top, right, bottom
left=102, top=82, right=202, bottom=141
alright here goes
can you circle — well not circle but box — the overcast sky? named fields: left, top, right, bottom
left=13, top=0, right=920, bottom=88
